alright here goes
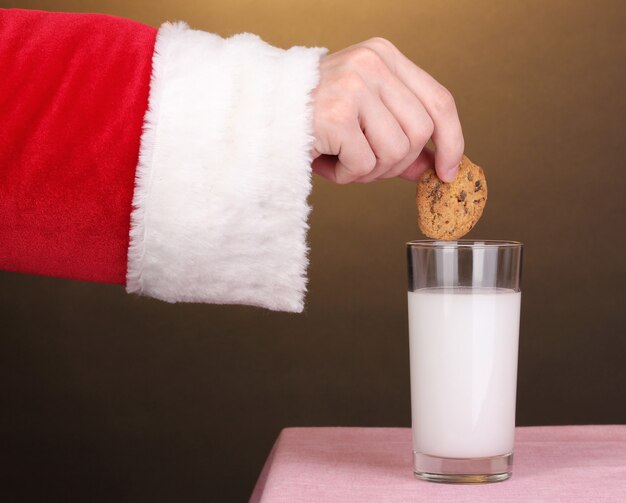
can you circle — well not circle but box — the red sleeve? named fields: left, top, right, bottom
left=0, top=8, right=156, bottom=285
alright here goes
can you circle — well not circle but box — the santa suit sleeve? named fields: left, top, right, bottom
left=0, top=8, right=327, bottom=312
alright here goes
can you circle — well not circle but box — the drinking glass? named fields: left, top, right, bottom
left=407, top=240, right=523, bottom=483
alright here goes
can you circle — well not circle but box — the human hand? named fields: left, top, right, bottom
left=311, top=38, right=464, bottom=184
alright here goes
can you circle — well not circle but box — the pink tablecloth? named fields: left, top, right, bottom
left=250, top=425, right=626, bottom=502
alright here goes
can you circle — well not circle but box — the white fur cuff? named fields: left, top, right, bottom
left=126, top=22, right=327, bottom=312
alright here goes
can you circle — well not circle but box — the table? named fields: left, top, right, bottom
left=250, top=425, right=626, bottom=502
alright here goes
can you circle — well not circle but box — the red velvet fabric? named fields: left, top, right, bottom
left=0, top=9, right=156, bottom=285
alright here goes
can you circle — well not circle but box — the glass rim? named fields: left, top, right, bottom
left=406, top=239, right=523, bottom=249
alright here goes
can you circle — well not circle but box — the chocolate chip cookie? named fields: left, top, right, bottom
left=416, top=156, right=487, bottom=240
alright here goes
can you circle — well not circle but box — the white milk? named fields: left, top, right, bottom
left=408, top=287, right=521, bottom=459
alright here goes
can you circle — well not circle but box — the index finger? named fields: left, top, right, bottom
left=363, top=39, right=464, bottom=182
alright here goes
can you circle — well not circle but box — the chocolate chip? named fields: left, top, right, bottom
left=429, top=182, right=442, bottom=200
left=474, top=180, right=482, bottom=192
left=467, top=171, right=473, bottom=181
left=457, top=190, right=467, bottom=202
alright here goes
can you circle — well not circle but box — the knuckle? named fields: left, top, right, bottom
left=354, top=153, right=377, bottom=176
left=432, top=86, right=456, bottom=115
left=423, top=116, right=436, bottom=138
left=325, top=99, right=354, bottom=128
left=338, top=71, right=368, bottom=95
left=354, top=159, right=376, bottom=177
left=409, top=118, right=434, bottom=147
left=349, top=46, right=385, bottom=72
left=389, top=136, right=411, bottom=162
left=364, top=154, right=377, bottom=172
left=366, top=37, right=395, bottom=52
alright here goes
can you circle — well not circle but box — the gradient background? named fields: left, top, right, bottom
left=1, top=0, right=625, bottom=501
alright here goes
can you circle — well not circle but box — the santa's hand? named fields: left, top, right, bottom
left=311, top=38, right=464, bottom=184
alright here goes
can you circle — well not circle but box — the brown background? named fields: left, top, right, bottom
left=1, top=0, right=625, bottom=501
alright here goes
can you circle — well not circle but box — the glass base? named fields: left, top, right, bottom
left=413, top=451, right=512, bottom=484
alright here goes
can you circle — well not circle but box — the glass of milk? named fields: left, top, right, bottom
left=407, top=240, right=523, bottom=483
